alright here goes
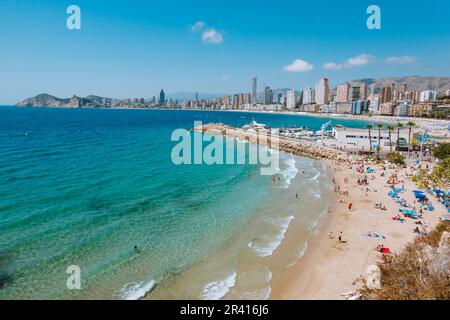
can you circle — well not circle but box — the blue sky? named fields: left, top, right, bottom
left=0, top=0, right=449, bottom=104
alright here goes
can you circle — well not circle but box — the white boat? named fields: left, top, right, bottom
left=242, top=120, right=269, bottom=130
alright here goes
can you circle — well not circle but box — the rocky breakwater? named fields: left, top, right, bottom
left=193, top=123, right=352, bottom=162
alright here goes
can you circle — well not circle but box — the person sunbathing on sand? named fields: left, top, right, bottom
left=376, top=244, right=391, bottom=253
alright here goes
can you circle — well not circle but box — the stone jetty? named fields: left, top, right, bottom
left=193, top=123, right=353, bottom=162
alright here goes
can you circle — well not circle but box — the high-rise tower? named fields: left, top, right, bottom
left=159, top=89, right=166, bottom=105
left=315, top=78, right=329, bottom=105
left=251, top=77, right=257, bottom=104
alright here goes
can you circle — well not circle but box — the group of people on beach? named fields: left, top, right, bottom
left=328, top=231, right=345, bottom=243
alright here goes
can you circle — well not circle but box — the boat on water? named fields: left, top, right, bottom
left=241, top=120, right=333, bottom=141
left=242, top=120, right=270, bottom=130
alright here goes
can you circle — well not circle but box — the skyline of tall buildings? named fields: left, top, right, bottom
left=154, top=74, right=447, bottom=108
left=145, top=75, right=448, bottom=118
left=98, top=73, right=448, bottom=118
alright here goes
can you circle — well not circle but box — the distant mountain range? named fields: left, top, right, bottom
left=339, top=76, right=450, bottom=93
left=15, top=76, right=450, bottom=107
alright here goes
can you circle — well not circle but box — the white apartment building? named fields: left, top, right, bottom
left=286, top=90, right=296, bottom=110
left=315, top=78, right=329, bottom=105
left=394, top=102, right=410, bottom=117
left=368, top=94, right=380, bottom=114
left=419, top=90, right=437, bottom=102
left=302, top=87, right=314, bottom=104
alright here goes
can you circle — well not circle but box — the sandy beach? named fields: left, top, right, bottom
left=270, top=158, right=445, bottom=300
left=195, top=122, right=447, bottom=300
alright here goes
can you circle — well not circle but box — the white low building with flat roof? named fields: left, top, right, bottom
left=331, top=125, right=410, bottom=153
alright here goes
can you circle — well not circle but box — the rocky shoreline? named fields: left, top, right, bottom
left=193, top=123, right=354, bottom=162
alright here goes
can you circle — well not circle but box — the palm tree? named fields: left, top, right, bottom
left=377, top=123, right=383, bottom=158
left=396, top=122, right=404, bottom=153
left=387, top=125, right=394, bottom=153
left=406, top=121, right=416, bottom=158
left=367, top=124, right=373, bottom=155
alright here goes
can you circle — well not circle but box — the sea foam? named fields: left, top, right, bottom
left=120, top=280, right=156, bottom=300
left=238, top=286, right=272, bottom=300
left=278, top=155, right=299, bottom=189
left=202, top=272, right=237, bottom=300
left=248, top=215, right=295, bottom=257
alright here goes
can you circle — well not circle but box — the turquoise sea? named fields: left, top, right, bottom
left=0, top=107, right=372, bottom=299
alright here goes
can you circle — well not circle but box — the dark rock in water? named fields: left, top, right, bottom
left=0, top=253, right=14, bottom=289
left=0, top=273, right=12, bottom=288
left=87, top=198, right=112, bottom=211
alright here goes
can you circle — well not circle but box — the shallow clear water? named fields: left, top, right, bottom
left=0, top=107, right=370, bottom=299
